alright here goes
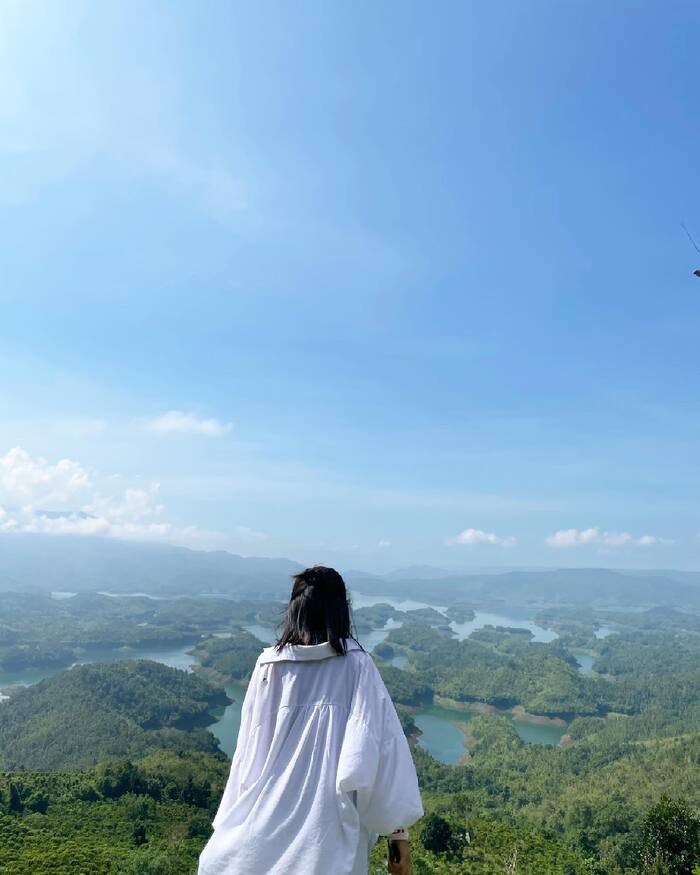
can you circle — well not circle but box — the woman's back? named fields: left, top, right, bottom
left=199, top=566, right=423, bottom=875
left=198, top=638, right=423, bottom=875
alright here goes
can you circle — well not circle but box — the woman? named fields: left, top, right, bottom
left=198, top=565, right=424, bottom=875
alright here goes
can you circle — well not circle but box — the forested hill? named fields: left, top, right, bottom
left=0, top=661, right=228, bottom=771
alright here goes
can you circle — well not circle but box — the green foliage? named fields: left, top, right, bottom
left=0, top=660, right=228, bottom=770
left=352, top=603, right=401, bottom=635
left=420, top=813, right=455, bottom=853
left=638, top=796, right=700, bottom=875
left=378, top=664, right=433, bottom=706
left=188, top=631, right=262, bottom=681
left=373, top=641, right=395, bottom=660
left=0, top=590, right=285, bottom=675
left=370, top=807, right=593, bottom=873
left=386, top=623, right=603, bottom=717
left=443, top=605, right=476, bottom=623
left=0, top=751, right=229, bottom=874
left=0, top=750, right=597, bottom=875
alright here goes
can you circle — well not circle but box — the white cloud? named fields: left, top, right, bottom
left=447, top=527, right=516, bottom=547
left=0, top=446, right=230, bottom=547
left=636, top=534, right=673, bottom=546
left=86, top=485, right=165, bottom=523
left=0, top=446, right=92, bottom=506
left=545, top=527, right=599, bottom=548
left=0, top=446, right=169, bottom=540
left=546, top=527, right=671, bottom=548
left=144, top=411, right=233, bottom=438
left=378, top=539, right=392, bottom=548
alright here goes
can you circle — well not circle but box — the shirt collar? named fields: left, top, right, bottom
left=259, top=637, right=363, bottom=665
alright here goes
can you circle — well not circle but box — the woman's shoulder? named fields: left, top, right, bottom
left=254, top=637, right=370, bottom=667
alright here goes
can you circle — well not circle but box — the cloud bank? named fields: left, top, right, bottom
left=0, top=447, right=170, bottom=539
left=546, top=527, right=670, bottom=548
left=0, top=446, right=256, bottom=549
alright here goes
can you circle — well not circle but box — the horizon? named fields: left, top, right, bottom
left=3, top=529, right=700, bottom=578
left=2, top=2, right=700, bottom=570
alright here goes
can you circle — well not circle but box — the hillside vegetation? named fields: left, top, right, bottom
left=0, top=661, right=228, bottom=770
left=0, top=751, right=593, bottom=874
left=2, top=568, right=700, bottom=872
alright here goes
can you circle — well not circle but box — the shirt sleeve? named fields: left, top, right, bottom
left=211, top=659, right=262, bottom=830
left=336, top=654, right=424, bottom=837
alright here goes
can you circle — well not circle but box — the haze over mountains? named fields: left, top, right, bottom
left=0, top=534, right=301, bottom=600
left=1, top=533, right=699, bottom=609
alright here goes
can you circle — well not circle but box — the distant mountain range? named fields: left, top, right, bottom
left=345, top=566, right=700, bottom=609
left=0, top=534, right=301, bottom=600
left=1, top=533, right=699, bottom=608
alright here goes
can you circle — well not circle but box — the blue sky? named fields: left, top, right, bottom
left=1, top=0, right=699, bottom=571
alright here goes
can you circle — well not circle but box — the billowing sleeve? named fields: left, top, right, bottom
left=211, top=659, right=262, bottom=830
left=336, top=654, right=424, bottom=836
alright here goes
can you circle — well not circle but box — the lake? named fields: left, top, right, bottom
left=348, top=590, right=557, bottom=644
left=1, top=591, right=572, bottom=764
left=206, top=673, right=569, bottom=764
left=0, top=641, right=201, bottom=691
left=208, top=607, right=570, bottom=763
left=208, top=681, right=249, bottom=757
left=407, top=702, right=567, bottom=765
left=572, top=651, right=595, bottom=673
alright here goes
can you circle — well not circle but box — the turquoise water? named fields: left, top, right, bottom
left=413, top=705, right=470, bottom=764
left=513, top=718, right=568, bottom=746
left=414, top=702, right=568, bottom=763
left=572, top=651, right=595, bottom=673
left=208, top=681, right=249, bottom=757
left=359, top=618, right=403, bottom=653
left=0, top=641, right=200, bottom=691
left=242, top=624, right=277, bottom=644
left=387, top=653, right=408, bottom=669
left=206, top=681, right=568, bottom=765
left=447, top=611, right=557, bottom=643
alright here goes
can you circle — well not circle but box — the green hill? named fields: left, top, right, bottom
left=0, top=661, right=229, bottom=771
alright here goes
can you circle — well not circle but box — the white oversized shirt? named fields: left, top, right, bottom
left=198, top=638, right=424, bottom=875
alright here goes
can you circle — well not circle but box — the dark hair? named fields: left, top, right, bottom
left=275, top=566, right=363, bottom=656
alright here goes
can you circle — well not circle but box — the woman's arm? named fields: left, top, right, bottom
left=387, top=827, right=412, bottom=875
left=337, top=655, right=424, bottom=836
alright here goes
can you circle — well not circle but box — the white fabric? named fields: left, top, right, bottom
left=198, top=638, right=424, bottom=875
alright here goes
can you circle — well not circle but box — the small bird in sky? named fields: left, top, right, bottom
left=681, top=223, right=700, bottom=277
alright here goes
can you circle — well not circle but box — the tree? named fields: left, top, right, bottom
left=132, top=819, right=148, bottom=847
left=420, top=813, right=454, bottom=854
left=638, top=796, right=700, bottom=875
